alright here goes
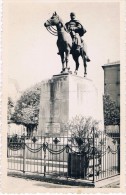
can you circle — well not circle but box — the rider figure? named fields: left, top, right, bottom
left=65, top=12, right=90, bottom=62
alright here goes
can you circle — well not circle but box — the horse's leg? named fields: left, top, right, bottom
left=72, top=54, right=79, bottom=75
left=65, top=49, right=71, bottom=70
left=81, top=49, right=87, bottom=77
left=84, top=57, right=87, bottom=77
left=60, top=52, right=65, bottom=73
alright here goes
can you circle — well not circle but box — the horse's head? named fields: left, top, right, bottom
left=44, top=12, right=61, bottom=27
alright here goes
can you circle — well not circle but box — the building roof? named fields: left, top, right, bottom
left=102, top=61, right=120, bottom=69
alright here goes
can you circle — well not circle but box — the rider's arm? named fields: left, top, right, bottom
left=75, top=23, right=82, bottom=30
left=76, top=23, right=87, bottom=33
left=65, top=21, right=81, bottom=31
left=71, top=23, right=87, bottom=35
left=69, top=23, right=81, bottom=31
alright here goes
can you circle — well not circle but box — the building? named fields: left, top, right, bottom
left=102, top=61, right=120, bottom=134
left=102, top=61, right=120, bottom=108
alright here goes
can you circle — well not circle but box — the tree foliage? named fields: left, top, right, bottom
left=11, top=82, right=41, bottom=129
left=64, top=116, right=100, bottom=153
left=103, top=95, right=120, bottom=126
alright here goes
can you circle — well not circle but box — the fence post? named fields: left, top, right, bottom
left=117, top=133, right=120, bottom=173
left=23, top=136, right=26, bottom=173
left=44, top=137, right=46, bottom=177
left=92, top=127, right=95, bottom=185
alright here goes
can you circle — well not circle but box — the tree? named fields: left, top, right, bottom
left=64, top=116, right=100, bottom=153
left=64, top=116, right=102, bottom=178
left=103, top=95, right=120, bottom=126
left=11, top=82, right=41, bottom=132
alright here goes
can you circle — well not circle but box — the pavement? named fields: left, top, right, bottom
left=5, top=175, right=82, bottom=193
left=4, top=174, right=120, bottom=193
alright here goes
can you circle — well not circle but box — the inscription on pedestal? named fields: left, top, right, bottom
left=45, top=123, right=60, bottom=134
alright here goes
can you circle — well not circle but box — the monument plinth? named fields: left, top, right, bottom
left=38, top=74, right=98, bottom=136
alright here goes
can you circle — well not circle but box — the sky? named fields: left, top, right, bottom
left=4, top=0, right=120, bottom=95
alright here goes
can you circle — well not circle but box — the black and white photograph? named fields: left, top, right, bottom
left=1, top=0, right=126, bottom=193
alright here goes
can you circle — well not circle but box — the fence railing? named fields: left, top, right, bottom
left=7, top=132, right=120, bottom=183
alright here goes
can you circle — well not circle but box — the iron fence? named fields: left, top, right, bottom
left=7, top=131, right=120, bottom=183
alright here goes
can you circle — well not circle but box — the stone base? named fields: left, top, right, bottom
left=38, top=74, right=98, bottom=136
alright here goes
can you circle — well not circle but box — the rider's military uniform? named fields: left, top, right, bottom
left=65, top=19, right=86, bottom=49
left=57, top=12, right=90, bottom=62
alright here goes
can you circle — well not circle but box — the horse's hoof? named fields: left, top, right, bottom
left=84, top=74, right=87, bottom=77
left=61, top=68, right=65, bottom=73
left=74, top=71, right=77, bottom=75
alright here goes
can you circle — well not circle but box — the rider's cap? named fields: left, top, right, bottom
left=70, top=12, right=76, bottom=16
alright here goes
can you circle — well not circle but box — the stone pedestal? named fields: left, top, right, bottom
left=38, top=74, right=98, bottom=136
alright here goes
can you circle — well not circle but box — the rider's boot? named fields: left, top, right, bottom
left=70, top=43, right=75, bottom=54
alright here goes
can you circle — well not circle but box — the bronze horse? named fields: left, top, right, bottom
left=44, top=12, right=89, bottom=76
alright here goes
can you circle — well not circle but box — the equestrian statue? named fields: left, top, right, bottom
left=44, top=12, right=90, bottom=77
